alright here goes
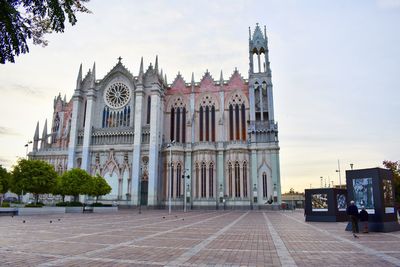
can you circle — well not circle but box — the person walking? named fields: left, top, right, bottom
left=359, top=206, right=369, bottom=233
left=347, top=200, right=359, bottom=238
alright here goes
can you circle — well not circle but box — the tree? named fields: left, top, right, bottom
left=60, top=168, right=91, bottom=201
left=86, top=174, right=111, bottom=203
left=53, top=175, right=66, bottom=202
left=383, top=160, right=400, bottom=204
left=0, top=165, right=11, bottom=205
left=0, top=0, right=90, bottom=64
left=11, top=159, right=57, bottom=204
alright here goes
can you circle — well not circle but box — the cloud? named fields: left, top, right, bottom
left=0, top=84, right=46, bottom=97
left=0, top=126, right=21, bottom=136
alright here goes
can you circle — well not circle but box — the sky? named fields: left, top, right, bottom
left=0, top=0, right=399, bottom=193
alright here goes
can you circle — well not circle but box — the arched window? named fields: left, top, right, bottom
left=147, top=96, right=151, bottom=124
left=241, top=103, right=246, bottom=140
left=263, top=172, right=268, bottom=198
left=211, top=106, right=215, bottom=142
left=199, top=106, right=203, bottom=141
left=176, top=108, right=181, bottom=143
left=243, top=162, right=248, bottom=198
left=171, top=163, right=174, bottom=198
left=196, top=163, right=200, bottom=198
left=228, top=162, right=233, bottom=197
left=201, top=162, right=206, bottom=198
left=229, top=104, right=233, bottom=140
left=235, top=104, right=240, bottom=140
left=170, top=108, right=175, bottom=141
left=262, top=81, right=268, bottom=121
left=235, top=161, right=240, bottom=198
left=176, top=163, right=181, bottom=197
left=182, top=107, right=186, bottom=143
left=260, top=50, right=266, bottom=72
left=254, top=82, right=261, bottom=121
left=205, top=106, right=210, bottom=141
left=82, top=99, right=87, bottom=127
left=253, top=52, right=259, bottom=73
left=209, top=163, right=214, bottom=198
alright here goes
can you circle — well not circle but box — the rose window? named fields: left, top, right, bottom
left=104, top=83, right=131, bottom=109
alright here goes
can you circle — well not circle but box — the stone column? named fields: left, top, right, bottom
left=184, top=147, right=192, bottom=207
left=217, top=144, right=224, bottom=207
left=271, top=149, right=281, bottom=203
left=267, top=83, right=274, bottom=122
left=81, top=88, right=96, bottom=172
left=131, top=90, right=144, bottom=205
left=67, top=90, right=82, bottom=169
left=148, top=93, right=161, bottom=206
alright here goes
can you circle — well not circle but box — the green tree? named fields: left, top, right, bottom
left=86, top=174, right=111, bottom=203
left=52, top=175, right=67, bottom=202
left=11, top=159, right=57, bottom=204
left=0, top=165, right=11, bottom=205
left=0, top=0, right=90, bottom=64
left=60, top=168, right=91, bottom=201
left=383, top=160, right=400, bottom=204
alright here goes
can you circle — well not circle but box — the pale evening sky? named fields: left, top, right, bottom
left=0, top=0, right=399, bottom=193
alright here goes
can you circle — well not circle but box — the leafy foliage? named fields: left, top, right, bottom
left=0, top=165, right=11, bottom=194
left=86, top=174, right=112, bottom=202
left=58, top=168, right=92, bottom=201
left=55, top=201, right=83, bottom=207
left=11, top=159, right=57, bottom=203
left=0, top=0, right=90, bottom=64
left=383, top=160, right=400, bottom=204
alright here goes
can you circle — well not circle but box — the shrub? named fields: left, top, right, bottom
left=1, top=202, right=10, bottom=207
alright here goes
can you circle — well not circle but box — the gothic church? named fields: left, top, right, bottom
left=29, top=24, right=282, bottom=208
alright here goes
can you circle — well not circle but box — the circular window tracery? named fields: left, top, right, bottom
left=104, top=83, right=131, bottom=109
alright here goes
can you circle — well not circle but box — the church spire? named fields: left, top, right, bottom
left=191, top=72, right=195, bottom=92
left=220, top=70, right=224, bottom=85
left=154, top=55, right=158, bottom=72
left=40, top=119, right=48, bottom=149
left=138, top=57, right=144, bottom=83
left=91, top=62, right=96, bottom=88
left=76, top=63, right=82, bottom=89
left=33, top=121, right=39, bottom=152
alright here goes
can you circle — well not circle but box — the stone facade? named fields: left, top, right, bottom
left=29, top=24, right=281, bottom=208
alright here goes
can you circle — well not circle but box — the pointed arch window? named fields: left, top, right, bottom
left=229, top=104, right=233, bottom=140
left=263, top=172, right=268, bottom=198
left=182, top=107, right=186, bottom=143
left=176, top=108, right=181, bottom=142
left=83, top=99, right=87, bottom=127
left=241, top=103, right=246, bottom=140
left=171, top=163, right=174, bottom=198
left=147, top=96, right=151, bottom=124
left=176, top=163, right=181, bottom=197
left=199, top=106, right=203, bottom=141
left=195, top=163, right=200, bottom=198
left=235, top=104, right=240, bottom=140
left=228, top=162, right=233, bottom=197
left=211, top=106, right=215, bottom=142
left=235, top=161, right=240, bottom=198
left=243, top=162, right=248, bottom=198
left=209, top=163, right=214, bottom=198
left=170, top=108, right=175, bottom=141
left=205, top=106, right=210, bottom=141
left=102, top=106, right=130, bottom=128
left=201, top=162, right=206, bottom=198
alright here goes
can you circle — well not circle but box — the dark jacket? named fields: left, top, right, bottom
left=359, top=209, right=369, bottom=221
left=347, top=204, right=358, bottom=216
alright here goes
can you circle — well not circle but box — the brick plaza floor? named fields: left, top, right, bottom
left=1, top=210, right=400, bottom=266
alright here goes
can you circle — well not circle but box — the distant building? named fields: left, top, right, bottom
left=282, top=193, right=305, bottom=209
left=29, top=24, right=281, bottom=208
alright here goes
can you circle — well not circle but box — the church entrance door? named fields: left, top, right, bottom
left=140, top=180, right=148, bottom=206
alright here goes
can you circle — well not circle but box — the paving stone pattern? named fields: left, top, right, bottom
left=0, top=210, right=399, bottom=266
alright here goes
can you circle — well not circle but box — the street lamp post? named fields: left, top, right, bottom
left=167, top=140, right=175, bottom=214
left=335, top=160, right=342, bottom=188
left=182, top=168, right=189, bottom=212
left=25, top=141, right=32, bottom=159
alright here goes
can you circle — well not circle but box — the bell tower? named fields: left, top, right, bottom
left=248, top=23, right=281, bottom=205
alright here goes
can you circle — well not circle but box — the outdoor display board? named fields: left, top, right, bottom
left=305, top=188, right=348, bottom=222
left=346, top=168, right=400, bottom=232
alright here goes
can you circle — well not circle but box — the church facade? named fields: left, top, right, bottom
left=29, top=24, right=282, bottom=208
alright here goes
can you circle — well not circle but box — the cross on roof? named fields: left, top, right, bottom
left=117, top=56, right=122, bottom=63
